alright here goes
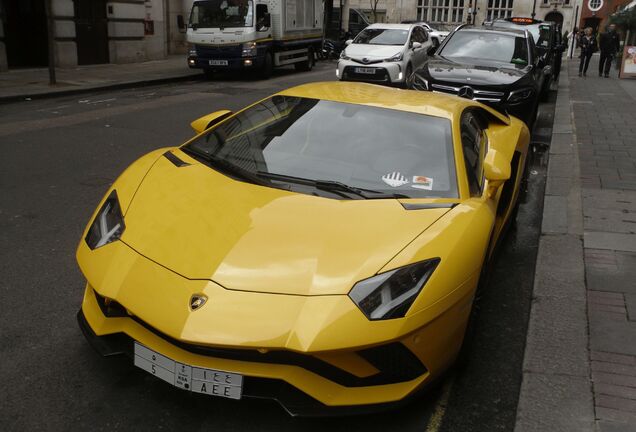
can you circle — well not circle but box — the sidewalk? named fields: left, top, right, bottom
left=515, top=56, right=636, bottom=432
left=0, top=55, right=200, bottom=103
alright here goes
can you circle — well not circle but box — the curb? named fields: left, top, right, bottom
left=514, top=60, right=595, bottom=432
left=0, top=73, right=202, bottom=105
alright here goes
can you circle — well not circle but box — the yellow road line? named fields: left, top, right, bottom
left=424, top=376, right=455, bottom=432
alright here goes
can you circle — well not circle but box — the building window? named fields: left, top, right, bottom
left=588, top=0, right=603, bottom=12
left=417, top=0, right=429, bottom=21
left=421, top=0, right=465, bottom=24
left=487, top=0, right=514, bottom=21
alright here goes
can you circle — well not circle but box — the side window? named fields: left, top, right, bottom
left=460, top=111, right=488, bottom=196
left=418, top=27, right=428, bottom=42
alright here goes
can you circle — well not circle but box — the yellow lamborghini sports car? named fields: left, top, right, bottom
left=76, top=82, right=530, bottom=416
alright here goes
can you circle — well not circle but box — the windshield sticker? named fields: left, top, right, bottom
left=411, top=176, right=433, bottom=190
left=382, top=172, right=409, bottom=187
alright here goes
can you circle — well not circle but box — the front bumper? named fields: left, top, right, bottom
left=76, top=240, right=473, bottom=414
left=337, top=59, right=404, bottom=84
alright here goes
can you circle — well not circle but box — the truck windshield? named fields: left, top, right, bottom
left=190, top=0, right=253, bottom=28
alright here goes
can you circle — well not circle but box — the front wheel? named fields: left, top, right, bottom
left=259, top=52, right=273, bottom=79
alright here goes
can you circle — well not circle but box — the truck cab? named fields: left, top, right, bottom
left=187, top=0, right=323, bottom=78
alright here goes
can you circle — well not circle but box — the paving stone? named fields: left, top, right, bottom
left=543, top=196, right=569, bottom=233
left=626, top=294, right=636, bottom=321
left=597, top=407, right=636, bottom=425
left=590, top=318, right=636, bottom=357
left=597, top=395, right=636, bottom=413
left=584, top=232, right=636, bottom=253
left=592, top=361, right=636, bottom=377
left=591, top=351, right=636, bottom=365
left=595, top=383, right=636, bottom=400
left=594, top=371, right=636, bottom=388
left=534, top=234, right=585, bottom=298
left=597, top=419, right=636, bottom=432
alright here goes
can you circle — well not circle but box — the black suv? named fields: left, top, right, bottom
left=409, top=25, right=543, bottom=127
left=487, top=17, right=566, bottom=97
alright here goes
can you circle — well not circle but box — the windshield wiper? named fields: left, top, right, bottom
left=181, top=147, right=274, bottom=187
left=257, top=172, right=409, bottom=200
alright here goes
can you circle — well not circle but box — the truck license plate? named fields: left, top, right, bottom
left=209, top=60, right=229, bottom=66
left=354, top=67, right=376, bottom=74
left=134, top=342, right=243, bottom=400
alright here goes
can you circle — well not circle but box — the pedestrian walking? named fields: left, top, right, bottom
left=598, top=23, right=621, bottom=77
left=578, top=27, right=596, bottom=77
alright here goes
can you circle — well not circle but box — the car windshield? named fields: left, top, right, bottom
left=440, top=30, right=529, bottom=65
left=190, top=0, right=253, bottom=28
left=185, top=96, right=458, bottom=199
left=353, top=28, right=410, bottom=46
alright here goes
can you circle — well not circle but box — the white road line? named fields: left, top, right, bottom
left=424, top=376, right=455, bottom=432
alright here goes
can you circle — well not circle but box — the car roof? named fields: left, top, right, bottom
left=367, top=23, right=417, bottom=30
left=458, top=25, right=527, bottom=37
left=275, top=82, right=510, bottom=124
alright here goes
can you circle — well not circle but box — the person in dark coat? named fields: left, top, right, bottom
left=579, top=27, right=596, bottom=77
left=599, top=23, right=621, bottom=77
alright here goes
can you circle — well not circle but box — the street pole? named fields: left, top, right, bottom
left=472, top=0, right=478, bottom=25
left=531, top=0, right=537, bottom=19
left=44, top=0, right=56, bottom=85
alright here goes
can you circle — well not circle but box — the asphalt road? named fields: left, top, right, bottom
left=0, top=62, right=554, bottom=432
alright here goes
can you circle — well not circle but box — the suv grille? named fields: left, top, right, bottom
left=431, top=84, right=505, bottom=102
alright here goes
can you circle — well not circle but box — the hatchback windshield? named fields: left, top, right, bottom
left=354, top=28, right=410, bottom=46
left=440, top=30, right=529, bottom=65
left=185, top=96, right=457, bottom=199
left=190, top=0, right=253, bottom=28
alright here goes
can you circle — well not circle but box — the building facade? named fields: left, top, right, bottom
left=0, top=0, right=181, bottom=71
left=578, top=0, right=633, bottom=33
left=343, top=0, right=579, bottom=33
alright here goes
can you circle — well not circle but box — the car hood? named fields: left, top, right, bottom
left=422, top=56, right=529, bottom=86
left=121, top=152, right=450, bottom=296
left=344, top=44, right=404, bottom=60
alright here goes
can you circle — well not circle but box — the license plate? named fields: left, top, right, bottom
left=354, top=67, right=376, bottom=74
left=209, top=60, right=228, bottom=66
left=134, top=342, right=243, bottom=400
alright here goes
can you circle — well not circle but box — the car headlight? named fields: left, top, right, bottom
left=410, top=74, right=429, bottom=91
left=386, top=52, right=403, bottom=62
left=242, top=42, right=257, bottom=57
left=85, top=190, right=125, bottom=250
left=349, top=259, right=440, bottom=320
left=507, top=88, right=534, bottom=104
left=339, top=51, right=350, bottom=60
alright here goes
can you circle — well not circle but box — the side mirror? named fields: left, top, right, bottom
left=412, top=41, right=422, bottom=49
left=345, top=39, right=353, bottom=46
left=543, top=65, right=552, bottom=76
left=191, top=110, right=233, bottom=134
left=483, top=148, right=511, bottom=198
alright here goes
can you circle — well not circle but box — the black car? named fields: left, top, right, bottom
left=409, top=25, right=544, bottom=128
left=487, top=17, right=566, bottom=96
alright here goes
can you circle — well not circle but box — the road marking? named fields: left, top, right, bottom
left=424, top=376, right=455, bottom=432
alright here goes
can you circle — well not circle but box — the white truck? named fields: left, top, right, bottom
left=187, top=0, right=323, bottom=78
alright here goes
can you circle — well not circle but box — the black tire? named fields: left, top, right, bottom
left=259, top=52, right=273, bottom=79
left=295, top=47, right=314, bottom=72
left=539, top=76, right=551, bottom=101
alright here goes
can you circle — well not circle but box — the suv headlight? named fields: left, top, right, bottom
left=386, top=52, right=403, bottom=62
left=507, top=88, right=534, bottom=104
left=85, top=190, right=125, bottom=249
left=349, top=259, right=440, bottom=320
left=241, top=42, right=257, bottom=57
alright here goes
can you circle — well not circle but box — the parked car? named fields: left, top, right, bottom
left=401, top=20, right=452, bottom=49
left=337, top=23, right=432, bottom=85
left=409, top=25, right=544, bottom=128
left=76, top=82, right=529, bottom=416
left=486, top=17, right=565, bottom=96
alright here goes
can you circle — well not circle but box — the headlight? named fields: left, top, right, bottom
left=386, top=52, right=403, bottom=62
left=410, top=74, right=429, bottom=91
left=339, top=51, right=350, bottom=60
left=241, top=41, right=257, bottom=57
left=349, top=259, right=440, bottom=320
left=507, top=88, right=534, bottom=104
left=85, top=190, right=125, bottom=250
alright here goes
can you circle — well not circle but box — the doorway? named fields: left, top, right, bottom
left=2, top=0, right=48, bottom=68
left=74, top=0, right=109, bottom=65
left=544, top=11, right=564, bottom=30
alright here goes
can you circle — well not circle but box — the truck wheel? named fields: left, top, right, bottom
left=295, top=47, right=314, bottom=72
left=260, top=53, right=273, bottom=79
